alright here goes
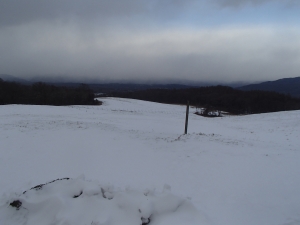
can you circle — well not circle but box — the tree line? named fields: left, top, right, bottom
left=109, top=86, right=300, bottom=114
left=0, top=79, right=100, bottom=106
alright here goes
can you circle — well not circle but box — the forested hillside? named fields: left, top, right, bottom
left=0, top=79, right=100, bottom=105
left=110, top=86, right=300, bottom=114
left=238, top=77, right=300, bottom=98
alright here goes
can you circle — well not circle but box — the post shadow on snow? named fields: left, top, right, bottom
left=9, top=177, right=151, bottom=225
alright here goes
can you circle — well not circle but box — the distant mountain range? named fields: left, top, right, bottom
left=0, top=74, right=30, bottom=84
left=238, top=77, right=300, bottom=98
left=1, top=74, right=300, bottom=98
left=0, top=74, right=246, bottom=92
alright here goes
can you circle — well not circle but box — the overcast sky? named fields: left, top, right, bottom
left=0, top=0, right=299, bottom=83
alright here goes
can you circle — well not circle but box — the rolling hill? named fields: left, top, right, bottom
left=238, top=77, right=300, bottom=98
left=0, top=98, right=299, bottom=225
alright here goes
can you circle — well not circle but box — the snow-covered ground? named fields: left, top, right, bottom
left=0, top=97, right=299, bottom=225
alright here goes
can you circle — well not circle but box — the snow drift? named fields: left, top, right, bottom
left=0, top=176, right=209, bottom=225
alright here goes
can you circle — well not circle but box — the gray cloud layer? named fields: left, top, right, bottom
left=0, top=0, right=299, bottom=83
left=2, top=0, right=296, bottom=27
left=1, top=24, right=299, bottom=82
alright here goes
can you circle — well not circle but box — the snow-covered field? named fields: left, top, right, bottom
left=0, top=97, right=299, bottom=225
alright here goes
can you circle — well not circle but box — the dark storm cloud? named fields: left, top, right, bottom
left=211, top=0, right=299, bottom=7
left=0, top=0, right=297, bottom=29
left=0, top=0, right=199, bottom=28
left=1, top=0, right=180, bottom=29
left=0, top=0, right=297, bottom=27
left=0, top=0, right=145, bottom=27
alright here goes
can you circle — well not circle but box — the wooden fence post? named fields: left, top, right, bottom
left=184, top=101, right=189, bottom=134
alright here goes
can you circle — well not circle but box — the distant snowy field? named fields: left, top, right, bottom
left=0, top=97, right=299, bottom=225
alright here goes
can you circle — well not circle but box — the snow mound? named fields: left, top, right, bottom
left=0, top=177, right=210, bottom=225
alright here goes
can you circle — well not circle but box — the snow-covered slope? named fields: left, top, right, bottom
left=0, top=98, right=299, bottom=225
